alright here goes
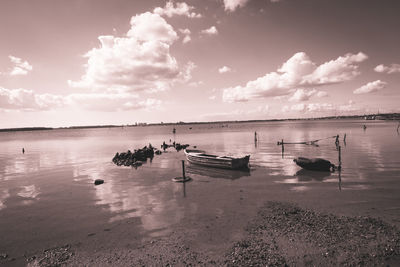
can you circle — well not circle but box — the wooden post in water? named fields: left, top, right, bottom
left=338, top=145, right=341, bottom=166
left=182, top=160, right=186, bottom=179
left=281, top=139, right=284, bottom=158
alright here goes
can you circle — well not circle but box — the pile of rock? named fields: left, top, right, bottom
left=174, top=143, right=190, bottom=151
left=112, top=145, right=157, bottom=167
left=161, top=141, right=190, bottom=151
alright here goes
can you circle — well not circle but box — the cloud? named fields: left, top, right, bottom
left=179, top=28, right=191, bottom=44
left=289, top=89, right=316, bottom=102
left=69, top=12, right=193, bottom=93
left=282, top=102, right=334, bottom=113
left=182, top=35, right=191, bottom=43
left=374, top=64, right=400, bottom=74
left=209, top=95, right=216, bottom=100
left=223, top=0, right=282, bottom=11
left=338, top=100, right=359, bottom=112
left=188, top=81, right=203, bottom=87
left=0, top=87, right=162, bottom=112
left=201, top=26, right=218, bottom=35
left=302, top=52, right=367, bottom=85
left=222, top=52, right=367, bottom=103
left=353, top=80, right=387, bottom=94
left=154, top=1, right=201, bottom=18
left=65, top=93, right=161, bottom=111
left=0, top=87, right=63, bottom=111
left=8, top=55, right=33, bottom=76
left=316, top=91, right=328, bottom=98
left=223, top=0, right=250, bottom=12
left=218, top=66, right=232, bottom=74
left=283, top=100, right=360, bottom=114
left=288, top=89, right=329, bottom=102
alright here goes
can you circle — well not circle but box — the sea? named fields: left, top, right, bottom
left=1, top=119, right=399, bottom=259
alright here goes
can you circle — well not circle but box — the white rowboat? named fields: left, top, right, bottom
left=184, top=149, right=250, bottom=170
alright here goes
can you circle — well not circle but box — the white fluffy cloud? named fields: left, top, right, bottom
left=218, top=66, right=232, bottom=73
left=223, top=0, right=250, bottom=11
left=223, top=52, right=368, bottom=102
left=353, top=80, right=387, bottom=94
left=282, top=103, right=334, bottom=113
left=288, top=89, right=328, bottom=102
left=69, top=12, right=192, bottom=93
left=65, top=93, right=161, bottom=111
left=154, top=1, right=201, bottom=18
left=289, top=89, right=315, bottom=102
left=0, top=87, right=161, bottom=112
left=201, top=26, right=218, bottom=35
left=316, top=91, right=328, bottom=98
left=8, top=55, right=33, bottom=76
left=374, top=64, right=400, bottom=74
left=179, top=28, right=191, bottom=44
left=0, top=87, right=63, bottom=111
left=282, top=101, right=359, bottom=114
left=302, top=52, right=367, bottom=85
left=223, top=0, right=282, bottom=11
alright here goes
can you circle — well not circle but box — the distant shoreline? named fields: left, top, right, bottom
left=1, top=112, right=399, bottom=133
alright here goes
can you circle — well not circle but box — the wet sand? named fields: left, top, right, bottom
left=1, top=161, right=399, bottom=266
left=21, top=200, right=400, bottom=266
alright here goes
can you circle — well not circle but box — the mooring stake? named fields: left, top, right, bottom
left=182, top=160, right=186, bottom=179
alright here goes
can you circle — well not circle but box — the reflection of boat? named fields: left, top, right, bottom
left=186, top=163, right=251, bottom=180
left=295, top=169, right=331, bottom=181
left=184, top=149, right=250, bottom=170
left=293, top=157, right=334, bottom=172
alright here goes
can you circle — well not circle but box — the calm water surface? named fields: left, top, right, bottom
left=0, top=120, right=399, bottom=255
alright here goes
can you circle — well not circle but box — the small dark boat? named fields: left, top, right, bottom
left=293, top=157, right=335, bottom=172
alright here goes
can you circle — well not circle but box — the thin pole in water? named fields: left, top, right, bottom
left=338, top=145, right=342, bottom=166
left=182, top=160, right=186, bottom=179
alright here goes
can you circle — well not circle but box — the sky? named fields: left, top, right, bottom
left=0, top=0, right=399, bottom=128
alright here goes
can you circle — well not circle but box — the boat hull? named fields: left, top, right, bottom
left=184, top=149, right=250, bottom=170
left=293, top=157, right=333, bottom=172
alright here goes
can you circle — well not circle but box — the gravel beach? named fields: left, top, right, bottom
left=19, top=201, right=400, bottom=266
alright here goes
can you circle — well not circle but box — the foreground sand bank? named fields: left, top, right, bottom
left=19, top=201, right=399, bottom=266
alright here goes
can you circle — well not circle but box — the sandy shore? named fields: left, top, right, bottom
left=7, top=200, right=395, bottom=266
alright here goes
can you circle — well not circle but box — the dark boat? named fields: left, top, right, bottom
left=293, top=157, right=335, bottom=172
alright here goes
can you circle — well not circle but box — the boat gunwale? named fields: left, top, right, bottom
left=184, top=149, right=248, bottom=161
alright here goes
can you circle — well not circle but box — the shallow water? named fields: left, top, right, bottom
left=0, top=119, right=399, bottom=259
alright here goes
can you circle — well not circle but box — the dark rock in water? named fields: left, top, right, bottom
left=132, top=161, right=143, bottom=168
left=174, top=143, right=190, bottom=151
left=0, top=253, right=8, bottom=260
left=112, top=145, right=157, bottom=168
left=155, top=150, right=162, bottom=155
left=94, top=179, right=104, bottom=185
